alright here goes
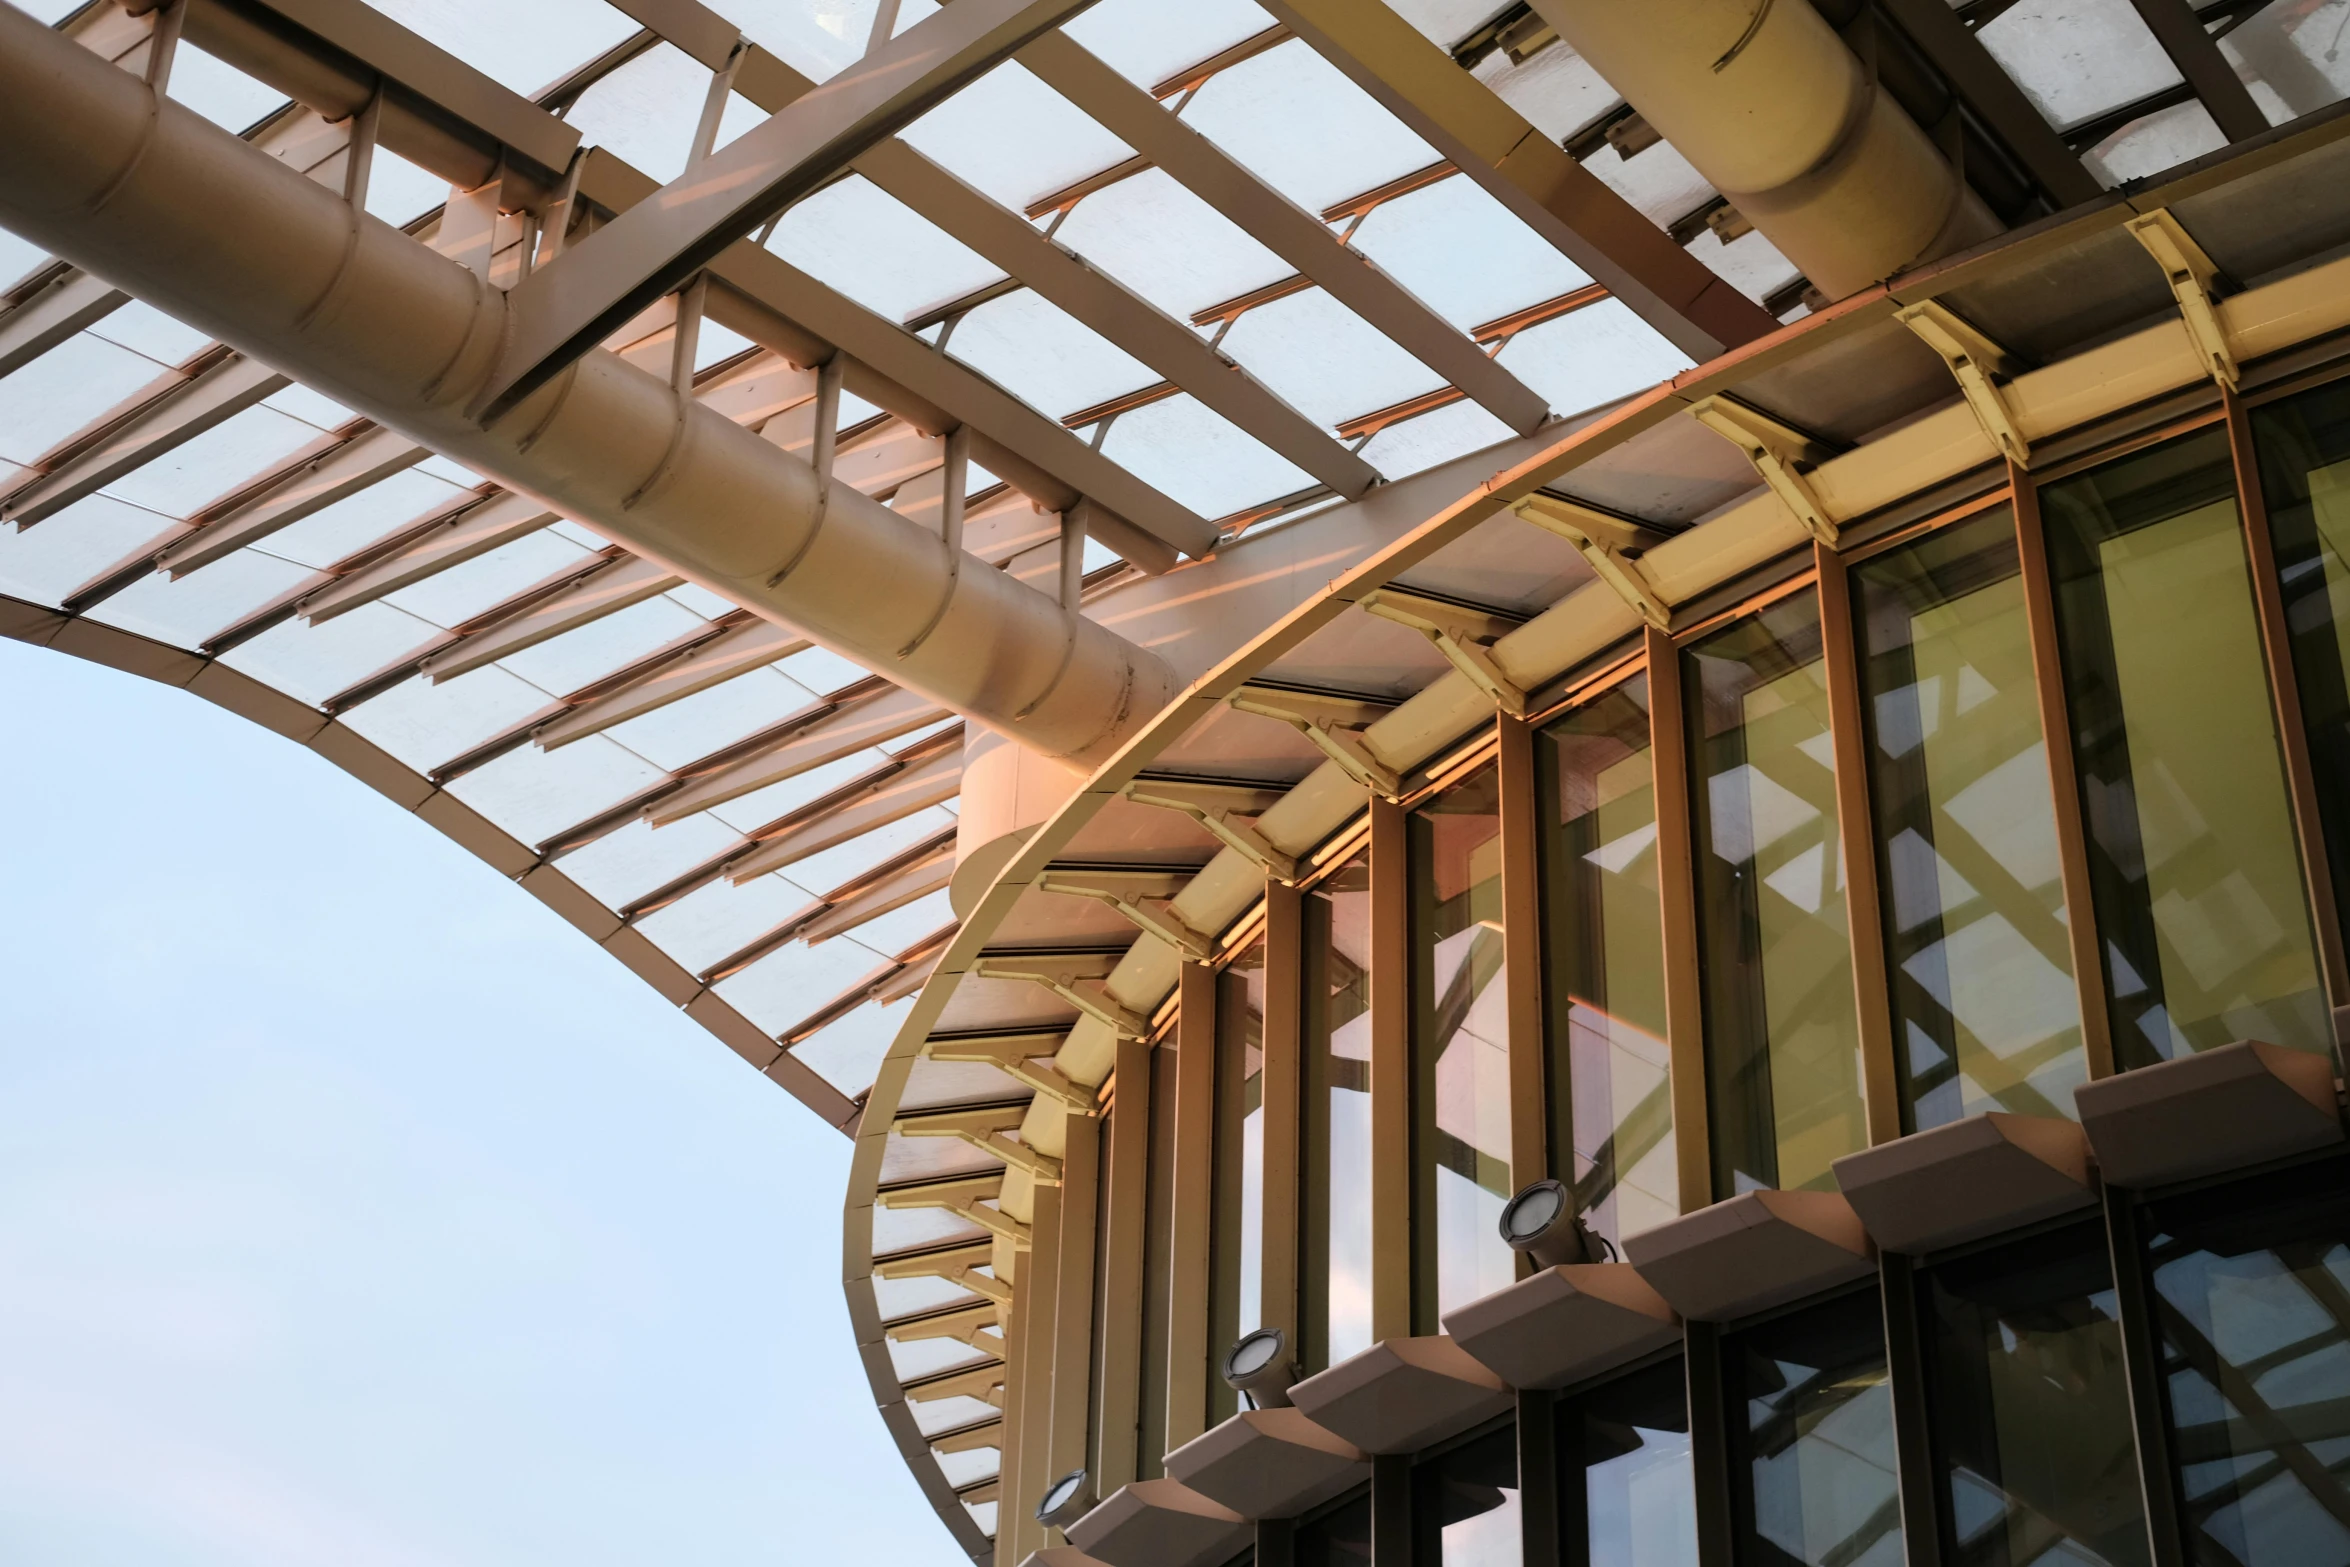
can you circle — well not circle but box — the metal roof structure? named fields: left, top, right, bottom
left=5, top=0, right=2350, bottom=1556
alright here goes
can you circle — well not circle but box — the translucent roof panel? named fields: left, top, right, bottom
left=1051, top=169, right=1289, bottom=324
left=1581, top=139, right=1713, bottom=231
left=712, top=0, right=885, bottom=82
left=0, top=334, right=169, bottom=463
left=0, top=494, right=179, bottom=606
left=2087, top=99, right=2228, bottom=185
left=1498, top=299, right=1693, bottom=418
left=943, top=290, right=1155, bottom=420
left=88, top=301, right=219, bottom=366
left=1695, top=227, right=1800, bottom=309
left=101, top=405, right=322, bottom=518
left=222, top=601, right=443, bottom=705
left=1100, top=393, right=1315, bottom=520
left=1357, top=399, right=1515, bottom=480
left=165, top=46, right=289, bottom=135
left=1061, top=0, right=1275, bottom=89
left=566, top=43, right=765, bottom=184
left=767, top=177, right=1004, bottom=325
left=361, top=0, right=644, bottom=98
left=1349, top=174, right=1589, bottom=329
left=1180, top=38, right=1441, bottom=216
left=1976, top=0, right=2183, bottom=135
left=0, top=223, right=45, bottom=286
left=1472, top=39, right=1622, bottom=145
left=2222, top=6, right=2350, bottom=121
left=87, top=545, right=313, bottom=648
left=795, top=994, right=916, bottom=1096
left=901, top=61, right=1136, bottom=213
left=1218, top=287, right=1443, bottom=428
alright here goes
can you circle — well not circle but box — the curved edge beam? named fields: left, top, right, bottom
left=0, top=589, right=861, bottom=1135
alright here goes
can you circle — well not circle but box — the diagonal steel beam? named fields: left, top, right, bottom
left=1021, top=29, right=1550, bottom=436
left=480, top=0, right=1102, bottom=418
left=1876, top=0, right=2104, bottom=209
left=2125, top=0, right=2269, bottom=143
left=1255, top=0, right=1778, bottom=363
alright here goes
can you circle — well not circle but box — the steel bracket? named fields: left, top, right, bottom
left=1511, top=492, right=1676, bottom=630
left=1895, top=298, right=2032, bottom=464
left=2127, top=208, right=2238, bottom=389
left=1036, top=866, right=1216, bottom=961
left=1228, top=682, right=1403, bottom=798
left=1357, top=586, right=1530, bottom=716
left=1121, top=777, right=1300, bottom=883
left=1688, top=393, right=1843, bottom=545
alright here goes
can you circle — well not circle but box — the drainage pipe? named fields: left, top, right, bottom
left=1533, top=0, right=2003, bottom=298
left=0, top=7, right=1171, bottom=766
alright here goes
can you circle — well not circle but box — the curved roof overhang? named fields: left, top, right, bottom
left=842, top=105, right=2350, bottom=1558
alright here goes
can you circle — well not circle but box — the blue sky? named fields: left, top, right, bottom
left=0, top=638, right=953, bottom=1566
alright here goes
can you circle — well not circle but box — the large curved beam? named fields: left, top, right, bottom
left=0, top=7, right=1172, bottom=769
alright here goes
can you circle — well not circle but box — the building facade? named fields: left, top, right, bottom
left=7, top=3, right=2350, bottom=1566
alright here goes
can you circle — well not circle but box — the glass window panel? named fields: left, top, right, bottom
left=1350, top=174, right=1589, bottom=331
left=1219, top=287, right=1445, bottom=431
left=1922, top=1221, right=2147, bottom=1567
left=1415, top=1423, right=1521, bottom=1567
left=2252, top=379, right=2350, bottom=999
left=1853, top=507, right=2086, bottom=1131
left=1411, top=763, right=1514, bottom=1333
left=2040, top=427, right=2331, bottom=1067
left=1730, top=1288, right=1903, bottom=1567
left=1179, top=38, right=1442, bottom=219
left=1303, top=852, right=1375, bottom=1376
left=1099, top=393, right=1315, bottom=523
left=2220, top=2, right=2350, bottom=123
left=1357, top=400, right=1518, bottom=482
left=2144, top=1156, right=2350, bottom=1567
left=1208, top=943, right=1267, bottom=1427
left=1051, top=169, right=1289, bottom=326
left=1976, top=0, right=2184, bottom=138
left=1540, top=676, right=1677, bottom=1249
left=902, top=61, right=1134, bottom=214
left=766, top=176, right=1005, bottom=328
left=1138, top=1038, right=1178, bottom=1479
left=946, top=288, right=1156, bottom=424
left=1686, top=589, right=1866, bottom=1196
left=364, top=0, right=641, bottom=97
left=1061, top=0, right=1274, bottom=90
left=1497, top=300, right=1693, bottom=426
left=1297, top=1487, right=1374, bottom=1567
left=1559, top=1357, right=1697, bottom=1567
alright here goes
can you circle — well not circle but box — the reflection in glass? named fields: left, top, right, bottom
left=1686, top=590, right=1867, bottom=1195
left=1560, top=1357, right=1696, bottom=1567
left=1922, top=1222, right=2146, bottom=1566
left=1303, top=853, right=1374, bottom=1374
left=2254, top=381, right=2350, bottom=957
left=1853, top=508, right=2086, bottom=1130
left=1537, top=675, right=1677, bottom=1247
left=1411, top=763, right=1515, bottom=1333
left=1208, top=945, right=1266, bottom=1427
left=1137, top=1040, right=1178, bottom=1479
left=2147, top=1158, right=2350, bottom=1567
left=2040, top=428, right=2330, bottom=1066
left=1416, top=1424, right=1521, bottom=1567
left=1298, top=1487, right=1373, bottom=1567
left=1731, top=1288, right=1903, bottom=1567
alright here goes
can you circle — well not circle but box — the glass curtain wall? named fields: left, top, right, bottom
left=1920, top=1222, right=2147, bottom=1566
left=2143, top=1156, right=2350, bottom=1567
left=1536, top=674, right=1678, bottom=1247
left=1137, top=1039, right=1179, bottom=1480
left=1208, top=945, right=1266, bottom=1428
left=1415, top=1423, right=1522, bottom=1567
left=1686, top=590, right=1868, bottom=1195
left=2039, top=427, right=2331, bottom=1066
left=1558, top=1357, right=1697, bottom=1567
left=1729, top=1287, right=1903, bottom=1567
left=1297, top=1488, right=1374, bottom=1567
left=2253, top=379, right=2350, bottom=949
left=1852, top=507, right=2087, bottom=1130
left=1410, top=763, right=1516, bottom=1332
left=1302, top=851, right=1375, bottom=1374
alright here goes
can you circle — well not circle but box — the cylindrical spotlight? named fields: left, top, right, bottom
left=1498, top=1177, right=1589, bottom=1268
left=1221, top=1325, right=1296, bottom=1409
left=1036, top=1467, right=1092, bottom=1529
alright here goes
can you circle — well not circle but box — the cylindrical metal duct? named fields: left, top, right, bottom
left=1534, top=0, right=2002, bottom=298
left=0, top=7, right=1172, bottom=766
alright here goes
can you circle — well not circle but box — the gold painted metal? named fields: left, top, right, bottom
left=2128, top=209, right=2239, bottom=389
left=1368, top=794, right=1414, bottom=1340
left=1813, top=541, right=1905, bottom=1146
left=1645, top=626, right=1713, bottom=1211
left=2010, top=461, right=2118, bottom=1080
left=1164, top=961, right=1218, bottom=1453
left=1122, top=776, right=1300, bottom=883
left=1091, top=1035, right=1151, bottom=1493
left=1230, top=683, right=1404, bottom=798
left=1259, top=877, right=1305, bottom=1349
left=1688, top=394, right=1842, bottom=545
left=1008, top=1178, right=1062, bottom=1563
left=1897, top=298, right=2031, bottom=464
left=2226, top=388, right=2350, bottom=1021
left=1358, top=586, right=1530, bottom=716
left=971, top=950, right=1151, bottom=1039
left=1514, top=491, right=1676, bottom=630
left=1497, top=712, right=1551, bottom=1207
left=1036, top=865, right=1219, bottom=960
left=876, top=1171, right=1031, bottom=1246
left=926, top=1030, right=1098, bottom=1116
